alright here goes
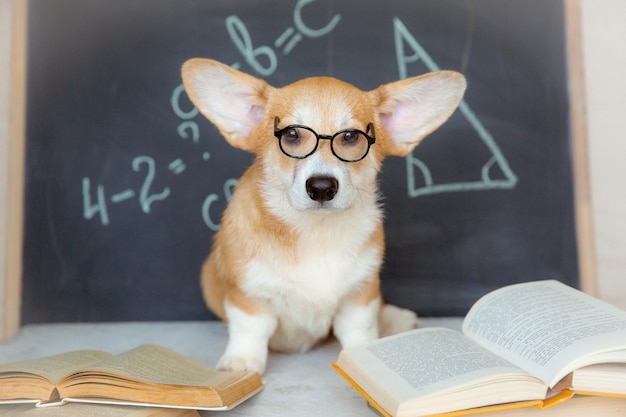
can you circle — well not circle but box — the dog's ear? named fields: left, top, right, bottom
left=182, top=59, right=271, bottom=152
left=371, top=71, right=466, bottom=157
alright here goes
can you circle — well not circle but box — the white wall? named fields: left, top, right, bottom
left=581, top=0, right=626, bottom=308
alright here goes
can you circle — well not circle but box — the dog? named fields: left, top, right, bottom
left=181, top=59, right=466, bottom=374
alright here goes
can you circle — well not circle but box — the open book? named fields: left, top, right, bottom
left=333, top=280, right=626, bottom=417
left=0, top=344, right=263, bottom=411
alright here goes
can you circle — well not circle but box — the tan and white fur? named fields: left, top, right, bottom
left=182, top=59, right=466, bottom=374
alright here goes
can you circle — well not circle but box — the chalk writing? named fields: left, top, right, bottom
left=177, top=122, right=200, bottom=143
left=172, top=83, right=202, bottom=145
left=393, top=17, right=518, bottom=197
left=170, top=84, right=199, bottom=120
left=202, top=179, right=238, bottom=232
left=133, top=156, right=171, bottom=214
left=83, top=178, right=109, bottom=226
left=82, top=156, right=175, bottom=226
left=111, top=189, right=134, bottom=203
left=228, top=0, right=341, bottom=75
left=168, top=158, right=186, bottom=175
left=81, top=82, right=202, bottom=225
left=226, top=15, right=277, bottom=76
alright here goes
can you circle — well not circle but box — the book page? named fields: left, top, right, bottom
left=337, top=328, right=544, bottom=416
left=571, top=363, right=626, bottom=395
left=0, top=350, right=111, bottom=384
left=365, top=329, right=521, bottom=395
left=63, top=345, right=231, bottom=386
left=462, top=280, right=626, bottom=387
left=62, top=344, right=248, bottom=387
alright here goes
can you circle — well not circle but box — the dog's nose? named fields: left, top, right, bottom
left=306, top=176, right=339, bottom=203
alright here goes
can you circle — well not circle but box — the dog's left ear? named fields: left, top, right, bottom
left=182, top=58, right=271, bottom=152
left=371, top=71, right=466, bottom=157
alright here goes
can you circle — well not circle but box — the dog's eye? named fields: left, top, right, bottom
left=341, top=131, right=360, bottom=145
left=282, top=128, right=300, bottom=144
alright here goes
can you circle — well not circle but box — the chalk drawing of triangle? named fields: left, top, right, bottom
left=394, top=18, right=518, bottom=198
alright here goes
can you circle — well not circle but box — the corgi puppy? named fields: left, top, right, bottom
left=182, top=59, right=466, bottom=374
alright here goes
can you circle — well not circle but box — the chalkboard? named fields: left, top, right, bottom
left=21, top=0, right=580, bottom=323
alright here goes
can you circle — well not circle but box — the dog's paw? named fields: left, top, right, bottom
left=217, top=354, right=267, bottom=374
left=379, top=304, right=420, bottom=337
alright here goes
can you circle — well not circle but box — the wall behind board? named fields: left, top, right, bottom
left=582, top=1, right=626, bottom=309
left=15, top=0, right=581, bottom=323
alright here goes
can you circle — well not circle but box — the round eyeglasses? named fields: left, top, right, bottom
left=273, top=117, right=376, bottom=162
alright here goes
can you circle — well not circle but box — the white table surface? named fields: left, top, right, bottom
left=0, top=318, right=463, bottom=416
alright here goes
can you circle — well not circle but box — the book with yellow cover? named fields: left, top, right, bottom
left=0, top=344, right=263, bottom=411
left=334, top=280, right=626, bottom=417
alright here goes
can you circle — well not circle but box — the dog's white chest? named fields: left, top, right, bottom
left=241, top=223, right=381, bottom=352
left=245, top=242, right=378, bottom=306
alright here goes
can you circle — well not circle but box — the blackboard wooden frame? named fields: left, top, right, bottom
left=2, top=0, right=28, bottom=342
left=0, top=0, right=596, bottom=341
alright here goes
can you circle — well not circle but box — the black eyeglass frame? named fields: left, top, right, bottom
left=273, top=117, right=376, bottom=162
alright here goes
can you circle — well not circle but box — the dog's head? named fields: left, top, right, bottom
left=182, top=59, right=465, bottom=215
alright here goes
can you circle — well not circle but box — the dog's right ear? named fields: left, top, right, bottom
left=181, top=59, right=271, bottom=152
left=371, top=71, right=466, bottom=157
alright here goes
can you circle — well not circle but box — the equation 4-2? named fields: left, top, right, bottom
left=82, top=155, right=236, bottom=231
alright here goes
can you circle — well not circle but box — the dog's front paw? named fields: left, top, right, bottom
left=217, top=354, right=267, bottom=374
left=379, top=304, right=420, bottom=337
